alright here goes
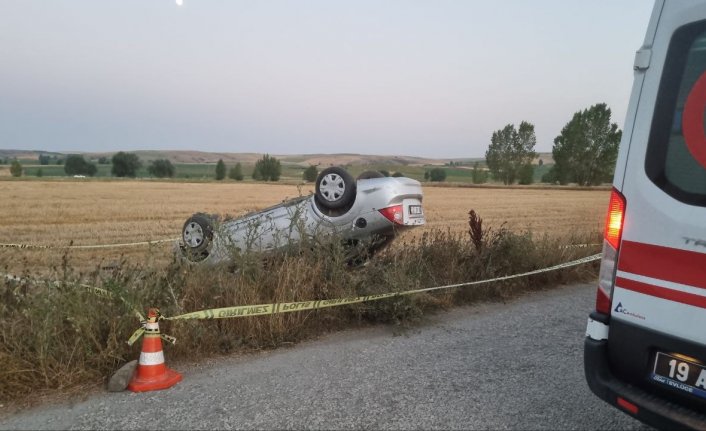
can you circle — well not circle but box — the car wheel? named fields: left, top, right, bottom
left=182, top=213, right=214, bottom=261
left=315, top=167, right=356, bottom=210
left=356, top=170, right=385, bottom=180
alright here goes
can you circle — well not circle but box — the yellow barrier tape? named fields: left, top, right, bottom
left=161, top=334, right=177, bottom=345
left=162, top=253, right=601, bottom=321
left=6, top=252, right=601, bottom=346
left=0, top=238, right=178, bottom=250
left=127, top=328, right=145, bottom=347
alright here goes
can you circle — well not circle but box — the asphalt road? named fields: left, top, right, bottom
left=0, top=283, right=649, bottom=430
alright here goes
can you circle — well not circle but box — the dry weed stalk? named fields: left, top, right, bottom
left=468, top=209, right=483, bottom=252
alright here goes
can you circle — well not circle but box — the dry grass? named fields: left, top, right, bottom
left=0, top=180, right=608, bottom=274
left=1, top=216, right=599, bottom=405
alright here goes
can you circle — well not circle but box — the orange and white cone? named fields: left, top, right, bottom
left=127, top=308, right=182, bottom=392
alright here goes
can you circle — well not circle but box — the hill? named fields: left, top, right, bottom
left=0, top=149, right=553, bottom=166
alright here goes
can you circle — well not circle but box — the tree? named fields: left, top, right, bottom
left=64, top=155, right=97, bottom=177
left=379, top=170, right=390, bottom=177
left=302, top=165, right=318, bottom=182
left=252, top=165, right=263, bottom=181
left=111, top=152, right=141, bottom=177
left=229, top=163, right=244, bottom=181
left=38, top=154, right=51, bottom=165
left=424, top=170, right=430, bottom=181
left=148, top=159, right=175, bottom=178
left=36, top=168, right=43, bottom=177
left=215, top=159, right=226, bottom=180
left=552, top=103, right=622, bottom=186
left=253, top=154, right=281, bottom=181
left=98, top=156, right=109, bottom=164
left=471, top=162, right=487, bottom=184
left=10, top=160, right=22, bottom=177
left=429, top=167, right=447, bottom=182
left=485, top=121, right=537, bottom=185
left=518, top=163, right=534, bottom=185
left=391, top=171, right=404, bottom=177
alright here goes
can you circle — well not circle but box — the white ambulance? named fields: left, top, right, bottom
left=584, top=1, right=706, bottom=428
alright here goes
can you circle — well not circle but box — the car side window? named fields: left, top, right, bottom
left=646, top=20, right=706, bottom=206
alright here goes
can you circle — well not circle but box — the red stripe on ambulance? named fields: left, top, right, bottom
left=617, top=241, right=706, bottom=290
left=616, top=277, right=706, bottom=310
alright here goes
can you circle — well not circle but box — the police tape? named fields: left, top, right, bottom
left=159, top=253, right=601, bottom=321
left=0, top=238, right=178, bottom=250
left=3, top=252, right=601, bottom=338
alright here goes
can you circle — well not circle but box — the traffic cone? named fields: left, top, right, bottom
left=127, top=308, right=182, bottom=392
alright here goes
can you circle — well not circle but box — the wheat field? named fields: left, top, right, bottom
left=0, top=180, right=608, bottom=274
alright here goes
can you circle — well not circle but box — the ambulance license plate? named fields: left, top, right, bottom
left=651, top=352, right=706, bottom=400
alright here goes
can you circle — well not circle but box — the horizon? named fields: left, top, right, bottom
left=0, top=1, right=654, bottom=158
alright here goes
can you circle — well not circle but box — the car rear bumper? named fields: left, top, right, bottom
left=584, top=314, right=706, bottom=430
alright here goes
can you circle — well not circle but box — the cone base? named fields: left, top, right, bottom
left=127, top=367, right=182, bottom=392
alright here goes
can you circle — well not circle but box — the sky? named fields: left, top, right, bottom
left=0, top=0, right=655, bottom=158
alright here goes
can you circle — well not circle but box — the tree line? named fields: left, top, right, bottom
left=6, top=152, right=288, bottom=181
left=483, top=103, right=621, bottom=186
left=6, top=103, right=620, bottom=185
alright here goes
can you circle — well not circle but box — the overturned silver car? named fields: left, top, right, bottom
left=178, top=167, right=425, bottom=265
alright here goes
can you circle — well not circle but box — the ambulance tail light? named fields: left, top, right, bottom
left=596, top=188, right=626, bottom=315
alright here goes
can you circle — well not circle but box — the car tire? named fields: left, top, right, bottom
left=181, top=213, right=214, bottom=261
left=356, top=170, right=385, bottom=180
left=315, top=167, right=356, bottom=210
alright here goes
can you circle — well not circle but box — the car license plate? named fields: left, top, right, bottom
left=651, top=352, right=706, bottom=400
left=409, top=205, right=423, bottom=216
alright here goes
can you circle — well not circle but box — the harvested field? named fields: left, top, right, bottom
left=0, top=180, right=608, bottom=274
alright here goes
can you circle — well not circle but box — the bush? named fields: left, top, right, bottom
left=379, top=170, right=390, bottom=177
left=302, top=165, right=318, bottom=182
left=148, top=159, right=175, bottom=178
left=10, top=160, right=22, bottom=177
left=229, top=163, right=244, bottom=181
left=541, top=168, right=558, bottom=184
left=111, top=152, right=141, bottom=178
left=253, top=154, right=281, bottom=181
left=429, top=168, right=447, bottom=182
left=64, top=155, right=97, bottom=177
left=391, top=172, right=404, bottom=177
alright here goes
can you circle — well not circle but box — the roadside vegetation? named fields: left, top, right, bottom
left=0, top=211, right=600, bottom=406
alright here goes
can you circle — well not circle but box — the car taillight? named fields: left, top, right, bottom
left=596, top=188, right=626, bottom=315
left=379, top=205, right=404, bottom=225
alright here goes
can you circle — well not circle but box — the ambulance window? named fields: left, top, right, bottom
left=646, top=21, right=706, bottom=206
